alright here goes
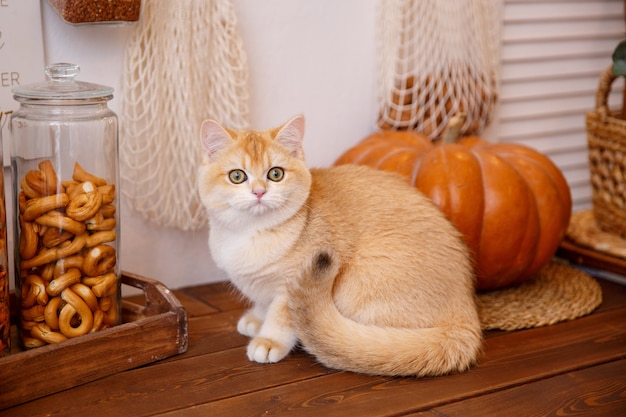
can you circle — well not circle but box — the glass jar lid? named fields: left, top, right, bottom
left=12, top=63, right=113, bottom=101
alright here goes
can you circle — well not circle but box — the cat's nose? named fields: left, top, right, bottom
left=252, top=188, right=266, bottom=199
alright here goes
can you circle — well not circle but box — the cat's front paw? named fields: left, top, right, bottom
left=237, top=312, right=263, bottom=337
left=247, top=337, right=291, bottom=363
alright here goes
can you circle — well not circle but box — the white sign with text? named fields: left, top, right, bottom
left=0, top=0, right=45, bottom=164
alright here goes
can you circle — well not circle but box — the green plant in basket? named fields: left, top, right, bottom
left=612, top=39, right=626, bottom=119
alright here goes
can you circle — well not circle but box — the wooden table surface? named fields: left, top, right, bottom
left=2, top=269, right=625, bottom=417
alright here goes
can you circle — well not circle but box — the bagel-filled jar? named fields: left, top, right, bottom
left=10, top=63, right=121, bottom=349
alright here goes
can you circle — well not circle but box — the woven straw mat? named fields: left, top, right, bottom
left=476, top=261, right=602, bottom=331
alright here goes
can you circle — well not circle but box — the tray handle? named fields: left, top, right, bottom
left=121, top=271, right=185, bottom=319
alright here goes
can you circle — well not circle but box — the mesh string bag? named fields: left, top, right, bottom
left=377, top=0, right=503, bottom=139
left=120, top=0, right=249, bottom=231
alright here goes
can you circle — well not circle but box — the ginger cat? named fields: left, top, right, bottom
left=198, top=115, right=482, bottom=377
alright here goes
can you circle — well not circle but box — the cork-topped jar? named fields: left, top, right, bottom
left=10, top=63, right=121, bottom=349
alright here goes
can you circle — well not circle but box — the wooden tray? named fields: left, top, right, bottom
left=558, top=238, right=626, bottom=277
left=0, top=271, right=188, bottom=409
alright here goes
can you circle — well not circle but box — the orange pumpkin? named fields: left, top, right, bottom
left=335, top=118, right=572, bottom=290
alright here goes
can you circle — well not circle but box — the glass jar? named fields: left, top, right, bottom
left=47, top=0, right=141, bottom=24
left=10, top=63, right=120, bottom=349
left=0, top=127, right=9, bottom=357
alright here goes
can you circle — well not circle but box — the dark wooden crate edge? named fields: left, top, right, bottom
left=557, top=238, right=626, bottom=277
left=0, top=271, right=188, bottom=410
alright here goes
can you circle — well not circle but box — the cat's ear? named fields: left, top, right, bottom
left=275, top=115, right=305, bottom=159
left=200, top=119, right=232, bottom=162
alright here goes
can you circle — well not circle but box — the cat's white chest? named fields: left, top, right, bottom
left=208, top=223, right=299, bottom=284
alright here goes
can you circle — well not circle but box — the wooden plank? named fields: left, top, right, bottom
left=149, top=306, right=626, bottom=417
left=0, top=348, right=335, bottom=417
left=180, top=281, right=250, bottom=312
left=591, top=278, right=626, bottom=314
left=169, top=290, right=220, bottom=318
left=162, top=311, right=248, bottom=360
left=434, top=359, right=626, bottom=417
left=124, top=290, right=218, bottom=318
left=186, top=310, right=242, bottom=338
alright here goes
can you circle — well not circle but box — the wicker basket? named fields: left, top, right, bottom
left=586, top=66, right=626, bottom=238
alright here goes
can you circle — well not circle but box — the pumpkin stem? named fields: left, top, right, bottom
left=442, top=113, right=467, bottom=144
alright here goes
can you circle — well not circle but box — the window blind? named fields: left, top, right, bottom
left=491, top=0, right=625, bottom=211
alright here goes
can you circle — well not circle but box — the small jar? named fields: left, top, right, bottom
left=10, top=63, right=121, bottom=349
left=0, top=127, right=9, bottom=357
left=47, top=0, right=141, bottom=24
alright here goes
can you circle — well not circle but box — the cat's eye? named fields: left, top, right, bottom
left=228, top=169, right=247, bottom=184
left=267, top=167, right=285, bottom=182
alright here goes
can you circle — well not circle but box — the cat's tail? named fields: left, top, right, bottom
left=289, top=250, right=482, bottom=377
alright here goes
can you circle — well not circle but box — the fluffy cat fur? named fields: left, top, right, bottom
left=198, top=115, right=482, bottom=377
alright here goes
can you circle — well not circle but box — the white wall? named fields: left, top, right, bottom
left=40, top=0, right=379, bottom=288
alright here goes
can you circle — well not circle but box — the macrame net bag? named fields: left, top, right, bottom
left=120, top=0, right=249, bottom=231
left=377, top=0, right=503, bottom=139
